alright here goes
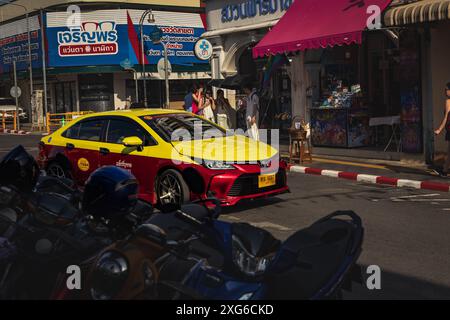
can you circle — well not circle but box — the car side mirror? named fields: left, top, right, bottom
left=122, top=136, right=143, bottom=150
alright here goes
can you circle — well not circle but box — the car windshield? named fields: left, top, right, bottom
left=140, top=114, right=226, bottom=142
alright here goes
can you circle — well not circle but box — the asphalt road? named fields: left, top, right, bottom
left=1, top=133, right=450, bottom=299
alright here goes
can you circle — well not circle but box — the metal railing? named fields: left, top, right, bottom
left=1, top=111, right=18, bottom=131
left=46, top=111, right=92, bottom=134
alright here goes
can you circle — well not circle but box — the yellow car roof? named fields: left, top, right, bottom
left=87, top=108, right=189, bottom=118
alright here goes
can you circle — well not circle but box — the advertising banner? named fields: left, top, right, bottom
left=0, top=15, right=42, bottom=73
left=46, top=9, right=208, bottom=68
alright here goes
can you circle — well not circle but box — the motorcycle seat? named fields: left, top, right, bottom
left=267, top=218, right=360, bottom=299
left=231, top=223, right=281, bottom=257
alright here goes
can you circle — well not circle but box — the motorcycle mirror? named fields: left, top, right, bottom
left=35, top=238, right=53, bottom=255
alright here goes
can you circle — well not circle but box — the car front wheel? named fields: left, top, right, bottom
left=156, top=169, right=190, bottom=207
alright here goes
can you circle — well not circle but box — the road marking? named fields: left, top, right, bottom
left=407, top=199, right=450, bottom=202
left=250, top=221, right=292, bottom=232
left=357, top=174, right=378, bottom=183
left=391, top=193, right=440, bottom=202
left=442, top=208, right=450, bottom=211
left=312, top=157, right=388, bottom=170
left=223, top=215, right=241, bottom=221
left=397, top=179, right=422, bottom=189
left=290, top=166, right=306, bottom=173
left=321, top=170, right=340, bottom=178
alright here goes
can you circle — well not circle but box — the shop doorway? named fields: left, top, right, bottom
left=78, top=73, right=114, bottom=112
left=126, top=79, right=199, bottom=109
left=54, top=82, right=77, bottom=113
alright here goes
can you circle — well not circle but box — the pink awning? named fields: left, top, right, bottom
left=253, top=0, right=392, bottom=58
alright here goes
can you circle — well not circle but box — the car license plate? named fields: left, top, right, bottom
left=258, top=174, right=276, bottom=188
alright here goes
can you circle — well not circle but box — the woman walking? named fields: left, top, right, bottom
left=434, top=82, right=450, bottom=176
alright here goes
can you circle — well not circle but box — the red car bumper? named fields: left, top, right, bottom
left=204, top=161, right=289, bottom=207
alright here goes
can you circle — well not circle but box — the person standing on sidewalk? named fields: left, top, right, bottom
left=191, top=85, right=203, bottom=115
left=215, top=89, right=236, bottom=129
left=243, top=84, right=260, bottom=141
left=183, top=86, right=194, bottom=113
left=434, top=82, right=450, bottom=176
left=202, top=90, right=216, bottom=123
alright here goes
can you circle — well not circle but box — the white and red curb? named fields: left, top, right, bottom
left=288, top=165, right=450, bottom=193
left=0, top=128, right=31, bottom=135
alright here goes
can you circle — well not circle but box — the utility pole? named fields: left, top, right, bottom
left=26, top=13, right=33, bottom=106
left=163, top=43, right=170, bottom=108
left=40, top=9, right=48, bottom=116
left=139, top=9, right=155, bottom=107
left=13, top=60, right=20, bottom=130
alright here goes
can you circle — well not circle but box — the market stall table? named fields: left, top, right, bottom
left=369, top=115, right=401, bottom=152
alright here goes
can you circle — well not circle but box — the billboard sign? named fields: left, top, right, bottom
left=46, top=9, right=207, bottom=68
left=0, top=15, right=42, bottom=73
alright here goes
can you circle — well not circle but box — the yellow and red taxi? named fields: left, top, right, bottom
left=37, top=109, right=288, bottom=206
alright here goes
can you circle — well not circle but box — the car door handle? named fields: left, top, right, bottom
left=66, top=143, right=75, bottom=150
left=99, top=147, right=110, bottom=155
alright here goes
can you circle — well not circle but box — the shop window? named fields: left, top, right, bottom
left=78, top=74, right=114, bottom=112
left=55, top=82, right=76, bottom=113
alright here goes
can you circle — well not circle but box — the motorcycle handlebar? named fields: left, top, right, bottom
left=190, top=197, right=222, bottom=219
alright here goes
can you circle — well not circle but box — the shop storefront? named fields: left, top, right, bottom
left=251, top=0, right=440, bottom=162
left=202, top=0, right=294, bottom=131
left=309, top=45, right=370, bottom=148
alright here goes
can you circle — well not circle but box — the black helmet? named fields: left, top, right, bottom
left=0, top=145, right=39, bottom=192
left=82, top=166, right=139, bottom=220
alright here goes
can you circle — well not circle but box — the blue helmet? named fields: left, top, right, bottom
left=82, top=166, right=139, bottom=219
left=0, top=145, right=39, bottom=192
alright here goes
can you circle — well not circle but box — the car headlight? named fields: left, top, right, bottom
left=203, top=160, right=235, bottom=170
left=90, top=251, right=129, bottom=300
left=232, top=235, right=274, bottom=277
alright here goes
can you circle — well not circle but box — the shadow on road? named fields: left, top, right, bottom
left=347, top=264, right=450, bottom=300
left=222, top=197, right=286, bottom=215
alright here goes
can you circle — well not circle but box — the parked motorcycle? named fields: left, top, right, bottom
left=51, top=199, right=219, bottom=300
left=0, top=150, right=153, bottom=299
left=53, top=193, right=363, bottom=300
left=175, top=212, right=363, bottom=300
left=0, top=145, right=81, bottom=236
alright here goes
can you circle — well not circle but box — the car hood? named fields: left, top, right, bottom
left=171, top=135, right=278, bottom=162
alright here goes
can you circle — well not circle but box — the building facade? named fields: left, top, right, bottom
left=0, top=0, right=209, bottom=117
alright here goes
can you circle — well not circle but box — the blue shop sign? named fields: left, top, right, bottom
left=221, top=0, right=293, bottom=23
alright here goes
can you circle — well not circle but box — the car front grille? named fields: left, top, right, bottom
left=227, top=169, right=287, bottom=197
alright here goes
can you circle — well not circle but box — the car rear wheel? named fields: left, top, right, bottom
left=47, top=161, right=71, bottom=180
left=157, top=169, right=190, bottom=207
